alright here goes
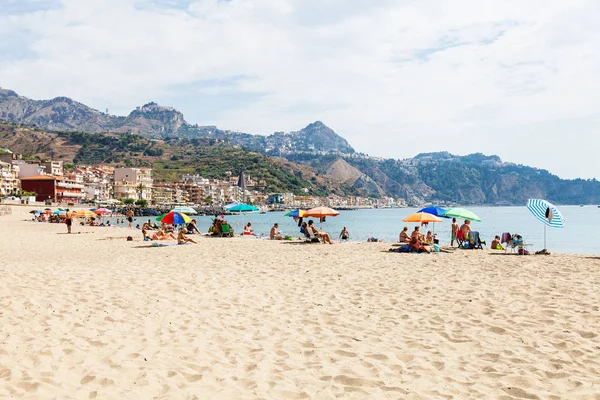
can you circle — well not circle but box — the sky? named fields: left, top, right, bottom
left=1, top=0, right=599, bottom=180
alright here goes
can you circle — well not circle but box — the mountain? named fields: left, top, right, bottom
left=0, top=121, right=356, bottom=197
left=2, top=88, right=599, bottom=205
left=0, top=88, right=354, bottom=154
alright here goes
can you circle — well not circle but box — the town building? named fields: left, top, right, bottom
left=0, top=161, right=20, bottom=197
left=20, top=176, right=85, bottom=204
left=113, top=168, right=153, bottom=201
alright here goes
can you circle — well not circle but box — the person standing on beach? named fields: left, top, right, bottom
left=65, top=211, right=73, bottom=234
left=339, top=226, right=350, bottom=241
left=451, top=218, right=459, bottom=247
left=126, top=208, right=134, bottom=229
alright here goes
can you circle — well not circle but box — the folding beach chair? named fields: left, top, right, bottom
left=465, top=231, right=485, bottom=249
left=220, top=224, right=234, bottom=237
left=456, top=230, right=466, bottom=248
left=305, top=227, right=321, bottom=243
left=504, top=233, right=532, bottom=255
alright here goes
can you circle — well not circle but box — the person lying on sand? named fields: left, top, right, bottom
left=151, top=230, right=176, bottom=241
left=178, top=228, right=197, bottom=244
left=308, top=220, right=333, bottom=244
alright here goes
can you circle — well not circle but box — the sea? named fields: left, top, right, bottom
left=102, top=206, right=600, bottom=255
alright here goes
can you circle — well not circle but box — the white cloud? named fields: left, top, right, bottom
left=0, top=0, right=599, bottom=179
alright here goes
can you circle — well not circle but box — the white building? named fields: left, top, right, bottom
left=113, top=168, right=153, bottom=201
left=0, top=161, right=20, bottom=196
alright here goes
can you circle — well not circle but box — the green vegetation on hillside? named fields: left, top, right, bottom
left=57, top=130, right=326, bottom=195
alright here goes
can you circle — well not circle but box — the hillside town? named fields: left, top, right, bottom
left=0, top=149, right=406, bottom=209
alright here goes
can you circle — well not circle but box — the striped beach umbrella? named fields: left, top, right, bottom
left=526, top=199, right=564, bottom=250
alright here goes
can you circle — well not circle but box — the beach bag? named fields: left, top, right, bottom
left=127, top=236, right=133, bottom=241
left=518, top=248, right=529, bottom=255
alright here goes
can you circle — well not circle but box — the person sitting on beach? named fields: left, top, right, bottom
left=399, top=226, right=410, bottom=243
left=178, top=228, right=197, bottom=244
left=460, top=220, right=471, bottom=237
left=300, top=221, right=308, bottom=237
left=491, top=235, right=504, bottom=250
left=426, top=231, right=433, bottom=244
left=270, top=223, right=283, bottom=240
left=410, top=226, right=430, bottom=253
left=243, top=222, right=254, bottom=235
left=187, top=219, right=201, bottom=235
left=142, top=229, right=152, bottom=241
left=339, top=226, right=350, bottom=241
left=142, top=220, right=154, bottom=231
left=308, top=220, right=333, bottom=244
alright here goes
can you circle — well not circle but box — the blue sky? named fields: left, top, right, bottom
left=1, top=0, right=599, bottom=179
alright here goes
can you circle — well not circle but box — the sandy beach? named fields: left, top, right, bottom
left=1, top=206, right=600, bottom=399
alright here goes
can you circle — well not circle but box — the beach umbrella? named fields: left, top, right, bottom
left=304, top=206, right=340, bottom=229
left=43, top=209, right=52, bottom=215
left=172, top=206, right=198, bottom=215
left=74, top=210, right=96, bottom=218
left=304, top=206, right=340, bottom=218
left=225, top=203, right=259, bottom=213
left=441, top=207, right=482, bottom=222
left=157, top=211, right=192, bottom=225
left=44, top=208, right=52, bottom=211
left=93, top=208, right=111, bottom=215
left=30, top=210, right=43, bottom=214
left=225, top=203, right=260, bottom=231
left=403, top=212, right=443, bottom=223
left=526, top=199, right=565, bottom=250
left=52, top=210, right=62, bottom=215
left=284, top=209, right=307, bottom=218
left=417, top=206, right=449, bottom=218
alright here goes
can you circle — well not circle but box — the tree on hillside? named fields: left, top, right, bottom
left=123, top=198, right=135, bottom=205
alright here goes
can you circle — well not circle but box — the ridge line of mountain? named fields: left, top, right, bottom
left=2, top=88, right=600, bottom=205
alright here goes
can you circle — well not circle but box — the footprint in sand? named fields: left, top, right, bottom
left=502, top=387, right=540, bottom=399
left=81, top=375, right=96, bottom=385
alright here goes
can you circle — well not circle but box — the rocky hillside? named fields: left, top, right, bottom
left=0, top=88, right=354, bottom=154
left=3, top=88, right=599, bottom=205
left=0, top=121, right=355, bottom=196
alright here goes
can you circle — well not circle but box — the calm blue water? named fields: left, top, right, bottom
left=104, top=206, right=600, bottom=255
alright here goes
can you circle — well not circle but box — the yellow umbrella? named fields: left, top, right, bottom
left=74, top=210, right=96, bottom=218
left=402, top=212, right=443, bottom=223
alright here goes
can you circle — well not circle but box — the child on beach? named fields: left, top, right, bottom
left=451, top=218, right=458, bottom=246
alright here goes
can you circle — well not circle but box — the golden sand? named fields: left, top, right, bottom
left=1, top=206, right=600, bottom=399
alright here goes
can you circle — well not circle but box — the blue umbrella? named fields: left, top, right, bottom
left=526, top=199, right=565, bottom=250
left=417, top=206, right=449, bottom=218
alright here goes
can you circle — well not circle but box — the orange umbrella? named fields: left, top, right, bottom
left=304, top=206, right=340, bottom=218
left=402, top=212, right=443, bottom=223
